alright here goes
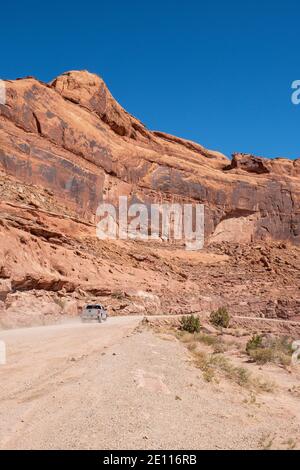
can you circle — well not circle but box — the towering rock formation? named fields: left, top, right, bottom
left=0, top=70, right=299, bottom=244
left=0, top=71, right=299, bottom=328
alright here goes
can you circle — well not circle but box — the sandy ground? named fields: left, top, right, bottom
left=0, top=317, right=299, bottom=450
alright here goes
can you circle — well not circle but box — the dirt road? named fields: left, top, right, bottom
left=0, top=316, right=141, bottom=449
left=0, top=317, right=299, bottom=450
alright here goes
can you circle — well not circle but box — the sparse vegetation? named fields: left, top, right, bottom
left=194, top=332, right=228, bottom=353
left=174, top=328, right=274, bottom=392
left=159, top=320, right=280, bottom=393
left=194, top=332, right=219, bottom=346
left=209, top=354, right=250, bottom=387
left=246, top=334, right=263, bottom=354
left=178, top=332, right=195, bottom=343
left=259, top=433, right=275, bottom=450
left=209, top=307, right=230, bottom=328
left=179, top=315, right=201, bottom=333
left=189, top=343, right=273, bottom=391
left=246, top=334, right=293, bottom=366
left=283, top=438, right=297, bottom=450
left=243, top=392, right=258, bottom=405
left=193, top=350, right=215, bottom=382
left=177, top=330, right=227, bottom=351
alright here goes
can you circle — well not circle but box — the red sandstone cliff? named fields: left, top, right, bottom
left=0, top=70, right=299, bottom=244
left=0, top=71, right=299, bottom=328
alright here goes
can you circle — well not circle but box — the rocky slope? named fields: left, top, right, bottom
left=0, top=70, right=299, bottom=327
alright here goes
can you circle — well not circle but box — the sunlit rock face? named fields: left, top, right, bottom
left=0, top=70, right=299, bottom=244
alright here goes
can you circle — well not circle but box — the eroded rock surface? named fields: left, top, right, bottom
left=0, top=71, right=299, bottom=326
left=1, top=70, right=299, bottom=244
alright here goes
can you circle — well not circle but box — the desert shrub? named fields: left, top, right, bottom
left=209, top=307, right=230, bottom=328
left=248, top=348, right=274, bottom=365
left=180, top=315, right=201, bottom=333
left=276, top=351, right=293, bottom=367
left=246, top=334, right=263, bottom=354
left=246, top=334, right=293, bottom=366
left=275, top=336, right=293, bottom=355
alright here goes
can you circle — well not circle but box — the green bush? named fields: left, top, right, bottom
left=209, top=307, right=230, bottom=328
left=246, top=334, right=263, bottom=354
left=179, top=315, right=201, bottom=333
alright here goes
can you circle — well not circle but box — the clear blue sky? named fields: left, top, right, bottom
left=1, top=0, right=299, bottom=159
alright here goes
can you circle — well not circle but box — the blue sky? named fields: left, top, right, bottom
left=1, top=0, right=299, bottom=159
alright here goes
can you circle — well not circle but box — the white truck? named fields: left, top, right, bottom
left=81, top=304, right=108, bottom=323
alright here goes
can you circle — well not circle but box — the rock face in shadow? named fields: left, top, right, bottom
left=0, top=70, right=299, bottom=244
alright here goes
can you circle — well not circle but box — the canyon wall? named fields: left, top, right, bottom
left=0, top=70, right=299, bottom=245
